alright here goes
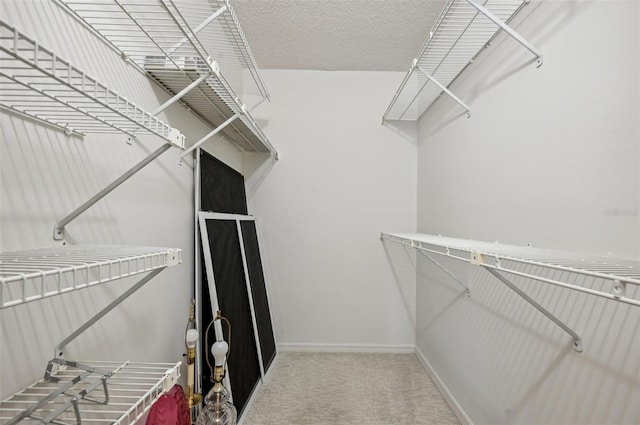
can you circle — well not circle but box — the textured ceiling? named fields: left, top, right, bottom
left=232, top=0, right=447, bottom=72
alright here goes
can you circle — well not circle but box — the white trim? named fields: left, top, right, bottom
left=194, top=148, right=202, bottom=396
left=198, top=211, right=256, bottom=221
left=277, top=343, right=415, bottom=354
left=236, top=220, right=266, bottom=380
left=197, top=212, right=233, bottom=399
left=415, top=346, right=473, bottom=425
left=254, top=218, right=279, bottom=362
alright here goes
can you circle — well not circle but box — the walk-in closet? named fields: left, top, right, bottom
left=1, top=1, right=638, bottom=424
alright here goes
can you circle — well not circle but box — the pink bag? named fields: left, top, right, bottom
left=146, top=385, right=190, bottom=425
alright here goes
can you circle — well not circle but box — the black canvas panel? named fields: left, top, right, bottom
left=240, top=221, right=277, bottom=372
left=200, top=219, right=260, bottom=416
left=200, top=150, right=248, bottom=215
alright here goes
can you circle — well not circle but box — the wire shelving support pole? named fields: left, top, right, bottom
left=151, top=72, right=211, bottom=116
left=179, top=112, right=241, bottom=159
left=417, top=250, right=471, bottom=296
left=53, top=268, right=165, bottom=360
left=53, top=144, right=172, bottom=240
left=249, top=96, right=267, bottom=113
left=416, top=65, right=471, bottom=117
left=165, top=3, right=228, bottom=56
left=465, top=0, right=543, bottom=67
left=483, top=266, right=582, bottom=352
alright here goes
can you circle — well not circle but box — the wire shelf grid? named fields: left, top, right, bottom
left=383, top=0, right=529, bottom=121
left=58, top=0, right=275, bottom=155
left=145, top=64, right=274, bottom=153
left=382, top=232, right=640, bottom=307
left=0, top=361, right=180, bottom=425
left=0, top=21, right=184, bottom=147
left=0, top=245, right=182, bottom=309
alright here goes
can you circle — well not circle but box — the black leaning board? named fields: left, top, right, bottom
left=198, top=151, right=277, bottom=415
left=240, top=221, right=277, bottom=372
left=201, top=219, right=261, bottom=416
left=200, top=150, right=248, bottom=215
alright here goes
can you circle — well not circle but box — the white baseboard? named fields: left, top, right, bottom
left=415, top=347, right=473, bottom=425
left=277, top=342, right=415, bottom=354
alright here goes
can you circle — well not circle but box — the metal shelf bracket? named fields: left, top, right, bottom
left=416, top=63, right=471, bottom=117
left=151, top=71, right=212, bottom=117
left=418, top=249, right=471, bottom=296
left=465, top=0, right=543, bottom=67
left=480, top=266, right=582, bottom=352
left=612, top=280, right=626, bottom=299
left=163, top=2, right=228, bottom=57
left=53, top=144, right=172, bottom=240
left=179, top=111, right=241, bottom=159
left=53, top=267, right=164, bottom=360
left=53, top=268, right=165, bottom=360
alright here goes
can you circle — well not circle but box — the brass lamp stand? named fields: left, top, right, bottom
left=185, top=301, right=202, bottom=420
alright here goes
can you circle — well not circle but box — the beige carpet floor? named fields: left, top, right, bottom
left=241, top=352, right=461, bottom=425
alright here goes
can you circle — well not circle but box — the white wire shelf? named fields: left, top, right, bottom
left=0, top=21, right=184, bottom=148
left=383, top=0, right=538, bottom=122
left=0, top=245, right=182, bottom=309
left=145, top=61, right=274, bottom=154
left=0, top=360, right=181, bottom=425
left=58, top=0, right=276, bottom=155
left=382, top=232, right=640, bottom=307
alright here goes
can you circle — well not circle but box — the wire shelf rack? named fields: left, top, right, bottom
left=382, top=232, right=640, bottom=307
left=0, top=245, right=182, bottom=309
left=0, top=361, right=181, bottom=425
left=58, top=0, right=276, bottom=155
left=383, top=0, right=535, bottom=122
left=145, top=63, right=274, bottom=153
left=0, top=21, right=184, bottom=147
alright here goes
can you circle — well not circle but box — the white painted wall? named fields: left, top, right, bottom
left=414, top=1, right=639, bottom=424
left=246, top=70, right=418, bottom=351
left=0, top=0, right=245, bottom=399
